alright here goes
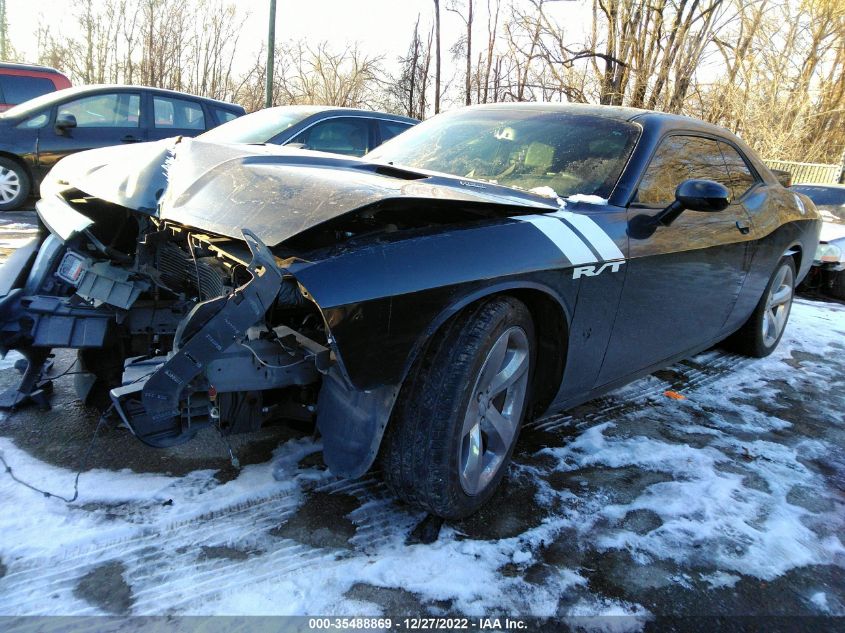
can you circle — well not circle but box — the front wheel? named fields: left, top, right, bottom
left=729, top=256, right=796, bottom=358
left=382, top=297, right=535, bottom=519
left=0, top=157, right=31, bottom=211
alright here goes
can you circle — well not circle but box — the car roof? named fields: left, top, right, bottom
left=260, top=105, right=418, bottom=123
left=59, top=84, right=244, bottom=108
left=0, top=62, right=66, bottom=75
left=466, top=101, right=735, bottom=136
left=4, top=83, right=242, bottom=112
left=465, top=101, right=648, bottom=122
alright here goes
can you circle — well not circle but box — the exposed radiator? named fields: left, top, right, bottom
left=156, top=242, right=229, bottom=299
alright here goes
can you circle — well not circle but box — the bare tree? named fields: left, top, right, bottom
left=37, top=0, right=246, bottom=103
left=481, top=0, right=501, bottom=103
left=394, top=16, right=434, bottom=119
left=447, top=0, right=474, bottom=105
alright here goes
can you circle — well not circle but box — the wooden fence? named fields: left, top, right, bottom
left=764, top=159, right=841, bottom=185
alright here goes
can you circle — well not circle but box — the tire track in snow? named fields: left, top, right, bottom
left=0, top=474, right=408, bottom=615
left=0, top=348, right=746, bottom=615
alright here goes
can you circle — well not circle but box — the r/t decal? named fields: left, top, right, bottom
left=572, top=261, right=625, bottom=279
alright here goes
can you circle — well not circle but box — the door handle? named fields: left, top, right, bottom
left=736, top=220, right=751, bottom=235
left=121, top=135, right=142, bottom=143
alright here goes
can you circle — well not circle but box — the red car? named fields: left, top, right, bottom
left=0, top=63, right=71, bottom=112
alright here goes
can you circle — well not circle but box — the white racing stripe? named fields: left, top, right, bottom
left=518, top=215, right=595, bottom=265
left=550, top=210, right=625, bottom=260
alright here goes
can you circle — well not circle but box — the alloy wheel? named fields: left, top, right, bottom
left=0, top=166, right=21, bottom=204
left=762, top=263, right=794, bottom=348
left=458, top=325, right=530, bottom=496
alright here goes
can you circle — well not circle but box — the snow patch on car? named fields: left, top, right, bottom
left=527, top=188, right=610, bottom=208
left=567, top=194, right=609, bottom=205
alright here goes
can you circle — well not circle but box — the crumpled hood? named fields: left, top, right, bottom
left=43, top=137, right=558, bottom=246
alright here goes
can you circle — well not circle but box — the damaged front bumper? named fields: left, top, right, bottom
left=0, top=200, right=332, bottom=451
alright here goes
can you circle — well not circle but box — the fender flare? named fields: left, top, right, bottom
left=316, top=279, right=570, bottom=478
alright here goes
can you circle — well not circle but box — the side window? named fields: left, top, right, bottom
left=214, top=108, right=238, bottom=125
left=718, top=142, right=757, bottom=200
left=0, top=76, right=56, bottom=104
left=58, top=93, right=140, bottom=128
left=153, top=96, right=205, bottom=130
left=289, top=117, right=370, bottom=156
left=636, top=135, right=731, bottom=206
left=379, top=120, right=413, bottom=144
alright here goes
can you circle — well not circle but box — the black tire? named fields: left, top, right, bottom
left=829, top=270, right=845, bottom=301
left=0, top=157, right=31, bottom=211
left=728, top=256, right=796, bottom=358
left=382, top=297, right=535, bottom=519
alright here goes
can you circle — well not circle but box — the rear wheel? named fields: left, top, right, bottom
left=382, top=297, right=535, bottom=519
left=0, top=157, right=31, bottom=211
left=729, top=257, right=796, bottom=357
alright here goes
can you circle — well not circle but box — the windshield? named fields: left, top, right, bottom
left=199, top=107, right=319, bottom=144
left=366, top=108, right=640, bottom=198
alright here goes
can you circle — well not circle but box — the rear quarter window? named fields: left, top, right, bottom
left=0, top=75, right=57, bottom=105
left=213, top=108, right=239, bottom=125
left=153, top=96, right=205, bottom=129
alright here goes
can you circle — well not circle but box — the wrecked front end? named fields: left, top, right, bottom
left=0, top=137, right=556, bottom=476
left=0, top=139, right=351, bottom=455
left=1, top=191, right=332, bottom=453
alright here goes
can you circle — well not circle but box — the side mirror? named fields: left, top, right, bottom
left=656, top=179, right=731, bottom=226
left=55, top=113, right=77, bottom=134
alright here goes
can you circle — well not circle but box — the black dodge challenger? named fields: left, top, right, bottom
left=0, top=103, right=821, bottom=518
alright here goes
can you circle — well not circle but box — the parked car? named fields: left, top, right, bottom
left=0, top=63, right=71, bottom=112
left=199, top=105, right=418, bottom=156
left=792, top=183, right=845, bottom=299
left=0, top=103, right=820, bottom=518
left=0, top=84, right=245, bottom=210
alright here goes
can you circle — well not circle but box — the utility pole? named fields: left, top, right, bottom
left=265, top=0, right=277, bottom=109
left=0, top=0, right=9, bottom=61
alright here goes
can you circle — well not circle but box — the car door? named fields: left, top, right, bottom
left=147, top=94, right=208, bottom=140
left=714, top=141, right=773, bottom=332
left=596, top=133, right=754, bottom=386
left=286, top=116, right=374, bottom=157
left=35, top=91, right=145, bottom=176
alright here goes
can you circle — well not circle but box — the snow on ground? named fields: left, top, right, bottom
left=0, top=238, right=36, bottom=250
left=0, top=213, right=39, bottom=264
left=0, top=298, right=842, bottom=620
